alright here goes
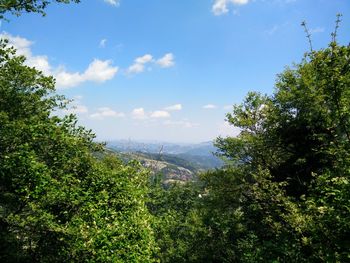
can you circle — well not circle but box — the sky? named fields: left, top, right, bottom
left=1, top=0, right=350, bottom=143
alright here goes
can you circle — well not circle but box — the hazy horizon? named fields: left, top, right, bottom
left=103, top=138, right=217, bottom=145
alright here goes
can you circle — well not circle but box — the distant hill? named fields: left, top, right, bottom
left=106, top=140, right=223, bottom=184
left=109, top=151, right=196, bottom=185
left=107, top=140, right=216, bottom=155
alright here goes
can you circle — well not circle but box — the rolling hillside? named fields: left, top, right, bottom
left=106, top=140, right=223, bottom=184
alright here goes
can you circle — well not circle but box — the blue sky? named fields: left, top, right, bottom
left=2, top=0, right=350, bottom=143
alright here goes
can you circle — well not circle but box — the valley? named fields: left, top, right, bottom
left=106, top=140, right=223, bottom=184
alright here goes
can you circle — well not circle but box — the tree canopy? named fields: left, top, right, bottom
left=205, top=30, right=350, bottom=262
left=1, top=2, right=349, bottom=261
left=0, top=0, right=80, bottom=19
left=149, top=22, right=350, bottom=262
left=0, top=39, right=158, bottom=262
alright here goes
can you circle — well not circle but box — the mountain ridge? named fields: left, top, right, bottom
left=106, top=140, right=223, bottom=185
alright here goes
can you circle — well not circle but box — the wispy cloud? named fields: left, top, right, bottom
left=127, top=53, right=175, bottom=74
left=212, top=0, right=249, bottom=16
left=0, top=32, right=52, bottom=75
left=131, top=108, right=147, bottom=119
left=1, top=32, right=118, bottom=88
left=127, top=54, right=153, bottom=74
left=131, top=107, right=172, bottom=119
left=212, top=0, right=296, bottom=16
left=156, top=53, right=175, bottom=68
left=56, top=59, right=118, bottom=88
left=203, top=104, right=217, bottom=109
left=104, top=0, right=120, bottom=6
left=164, top=104, right=182, bottom=111
left=150, top=110, right=170, bottom=118
left=99, top=38, right=107, bottom=48
left=90, top=107, right=125, bottom=120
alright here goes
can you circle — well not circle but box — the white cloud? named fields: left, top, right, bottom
left=0, top=32, right=52, bottom=75
left=135, top=54, right=153, bottom=64
left=1, top=32, right=32, bottom=57
left=55, top=59, right=118, bottom=88
left=54, top=71, right=82, bottom=88
left=1, top=32, right=119, bottom=89
left=131, top=108, right=172, bottom=120
left=104, top=0, right=120, bottom=6
left=99, top=38, right=107, bottom=48
left=203, top=104, right=217, bottom=109
left=156, top=53, right=175, bottom=68
left=127, top=54, right=153, bottom=74
left=127, top=53, right=175, bottom=74
left=212, top=0, right=296, bottom=16
left=212, top=0, right=249, bottom=16
left=127, top=63, right=145, bottom=74
left=90, top=107, right=124, bottom=120
left=83, top=59, right=118, bottom=82
left=26, top=55, right=52, bottom=75
left=150, top=110, right=170, bottom=118
left=223, top=105, right=232, bottom=110
left=164, top=104, right=182, bottom=111
left=132, top=108, right=147, bottom=119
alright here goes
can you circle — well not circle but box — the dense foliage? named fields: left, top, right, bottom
left=211, top=36, right=350, bottom=262
left=1, top=2, right=349, bottom=261
left=149, top=29, right=350, bottom=262
left=169, top=36, right=350, bottom=262
left=0, top=40, right=157, bottom=262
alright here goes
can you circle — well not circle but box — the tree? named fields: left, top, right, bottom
left=147, top=20, right=350, bottom=262
left=0, top=39, right=158, bottom=262
left=148, top=180, right=203, bottom=263
left=0, top=0, right=80, bottom=19
left=203, top=20, right=350, bottom=262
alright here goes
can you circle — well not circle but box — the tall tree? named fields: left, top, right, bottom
left=0, top=38, right=157, bottom=262
left=202, top=21, right=350, bottom=262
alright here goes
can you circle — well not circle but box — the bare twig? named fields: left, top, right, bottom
left=301, top=21, right=313, bottom=52
left=331, top=13, right=342, bottom=44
